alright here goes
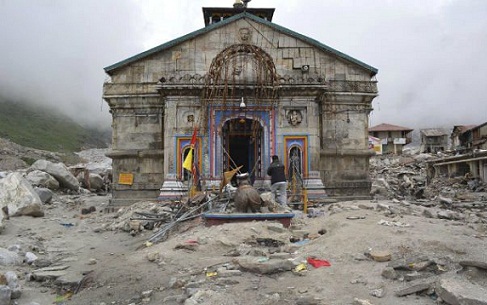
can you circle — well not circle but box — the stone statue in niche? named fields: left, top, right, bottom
left=187, top=115, right=194, bottom=123
left=238, top=27, right=251, bottom=42
left=232, top=65, right=242, bottom=76
left=287, top=110, right=303, bottom=126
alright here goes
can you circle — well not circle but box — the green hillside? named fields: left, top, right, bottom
left=0, top=99, right=110, bottom=152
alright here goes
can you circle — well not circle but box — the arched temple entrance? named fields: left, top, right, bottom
left=222, top=118, right=263, bottom=184
left=202, top=43, right=278, bottom=186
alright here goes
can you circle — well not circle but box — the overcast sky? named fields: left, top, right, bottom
left=1, top=0, right=486, bottom=130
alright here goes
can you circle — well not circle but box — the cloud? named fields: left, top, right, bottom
left=127, top=0, right=487, bottom=130
left=0, top=0, right=148, bottom=127
left=1, top=0, right=486, bottom=131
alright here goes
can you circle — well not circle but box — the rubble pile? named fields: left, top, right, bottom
left=1, top=142, right=487, bottom=304
left=117, top=199, right=487, bottom=305
left=370, top=152, right=432, bottom=201
left=0, top=148, right=114, bottom=304
left=109, top=189, right=286, bottom=245
left=370, top=152, right=487, bottom=203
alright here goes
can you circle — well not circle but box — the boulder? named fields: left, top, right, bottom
left=34, top=187, right=53, bottom=204
left=76, top=171, right=104, bottom=191
left=88, top=173, right=104, bottom=191
left=31, top=160, right=79, bottom=191
left=260, top=192, right=279, bottom=212
left=0, top=285, right=11, bottom=305
left=25, top=170, right=59, bottom=190
left=436, top=277, right=487, bottom=305
left=0, top=172, right=44, bottom=217
left=4, top=271, right=20, bottom=299
left=0, top=248, right=22, bottom=266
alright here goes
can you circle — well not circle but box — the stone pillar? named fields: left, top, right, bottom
left=319, top=91, right=375, bottom=199
left=104, top=96, right=164, bottom=206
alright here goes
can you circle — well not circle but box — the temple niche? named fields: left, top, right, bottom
left=102, top=1, right=378, bottom=206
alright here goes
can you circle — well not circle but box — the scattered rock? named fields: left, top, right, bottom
left=0, top=172, right=44, bottom=217
left=353, top=298, right=374, bottom=305
left=459, top=260, right=487, bottom=270
left=370, top=288, right=385, bottom=298
left=26, top=170, right=60, bottom=190
left=34, top=187, right=53, bottom=204
left=395, top=280, right=434, bottom=297
left=370, top=250, right=392, bottom=262
left=436, top=277, right=487, bottom=305
left=234, top=257, right=295, bottom=274
left=0, top=248, right=22, bottom=266
left=381, top=267, right=398, bottom=280
left=31, top=159, right=79, bottom=191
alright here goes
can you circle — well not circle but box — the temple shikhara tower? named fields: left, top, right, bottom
left=103, top=1, right=378, bottom=206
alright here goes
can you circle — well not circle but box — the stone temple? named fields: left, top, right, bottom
left=102, top=1, right=378, bottom=206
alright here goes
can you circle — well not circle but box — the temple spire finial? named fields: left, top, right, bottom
left=242, top=0, right=251, bottom=9
left=233, top=0, right=243, bottom=9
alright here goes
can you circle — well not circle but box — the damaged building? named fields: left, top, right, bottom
left=420, top=128, right=449, bottom=153
left=427, top=122, right=487, bottom=183
left=368, top=123, right=413, bottom=155
left=102, top=1, right=379, bottom=206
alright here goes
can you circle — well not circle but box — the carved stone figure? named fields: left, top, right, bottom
left=238, top=27, right=251, bottom=42
left=287, top=110, right=302, bottom=126
left=233, top=173, right=262, bottom=213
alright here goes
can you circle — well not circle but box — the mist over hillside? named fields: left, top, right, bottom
left=0, top=97, right=111, bottom=153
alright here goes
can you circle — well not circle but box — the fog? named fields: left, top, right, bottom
left=0, top=0, right=148, bottom=128
left=1, top=0, right=486, bottom=130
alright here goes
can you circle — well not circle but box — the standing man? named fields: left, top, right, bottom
left=267, top=155, right=288, bottom=207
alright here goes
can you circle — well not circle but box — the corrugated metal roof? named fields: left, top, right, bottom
left=104, top=12, right=378, bottom=76
left=420, top=128, right=448, bottom=136
left=368, top=123, right=413, bottom=132
left=471, top=121, right=487, bottom=130
left=452, top=125, right=477, bottom=133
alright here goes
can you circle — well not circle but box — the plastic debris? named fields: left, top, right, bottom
left=307, top=257, right=331, bottom=268
left=293, top=239, right=310, bottom=246
left=294, top=263, right=307, bottom=272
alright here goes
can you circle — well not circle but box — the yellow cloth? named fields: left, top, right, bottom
left=219, top=165, right=243, bottom=193
left=183, top=148, right=193, bottom=171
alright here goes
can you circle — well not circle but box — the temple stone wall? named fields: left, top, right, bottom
left=103, top=13, right=378, bottom=205
left=319, top=93, right=374, bottom=198
left=107, top=19, right=373, bottom=89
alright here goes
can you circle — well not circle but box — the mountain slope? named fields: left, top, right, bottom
left=0, top=99, right=110, bottom=152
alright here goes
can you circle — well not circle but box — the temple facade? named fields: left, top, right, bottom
left=102, top=3, right=378, bottom=206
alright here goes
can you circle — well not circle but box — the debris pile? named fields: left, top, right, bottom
left=370, top=153, right=432, bottom=201
left=109, top=187, right=288, bottom=245
left=370, top=152, right=487, bottom=204
left=2, top=143, right=487, bottom=304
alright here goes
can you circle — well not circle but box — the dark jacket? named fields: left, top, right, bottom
left=267, top=160, right=287, bottom=185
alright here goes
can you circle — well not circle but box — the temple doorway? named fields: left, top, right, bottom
left=222, top=118, right=263, bottom=184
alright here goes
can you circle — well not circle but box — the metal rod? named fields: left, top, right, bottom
left=222, top=146, right=241, bottom=173
left=147, top=196, right=216, bottom=243
left=249, top=156, right=260, bottom=177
